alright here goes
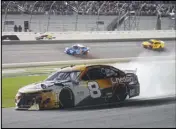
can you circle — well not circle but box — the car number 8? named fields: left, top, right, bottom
left=88, top=82, right=101, bottom=98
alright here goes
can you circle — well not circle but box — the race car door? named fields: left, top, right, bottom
left=152, top=42, right=160, bottom=49
left=72, top=66, right=109, bottom=106
left=79, top=66, right=122, bottom=105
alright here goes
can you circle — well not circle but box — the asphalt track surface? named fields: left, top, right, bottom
left=2, top=97, right=176, bottom=128
left=2, top=41, right=176, bottom=128
left=2, top=40, right=176, bottom=64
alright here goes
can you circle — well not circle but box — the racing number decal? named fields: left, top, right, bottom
left=88, top=82, right=101, bottom=98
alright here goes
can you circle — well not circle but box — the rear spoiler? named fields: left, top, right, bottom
left=123, top=68, right=137, bottom=74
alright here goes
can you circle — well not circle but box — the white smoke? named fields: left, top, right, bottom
left=112, top=50, right=176, bottom=98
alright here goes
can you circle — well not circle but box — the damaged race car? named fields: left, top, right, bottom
left=64, top=44, right=90, bottom=56
left=15, top=64, right=140, bottom=110
left=35, top=33, right=56, bottom=40
left=142, top=39, right=165, bottom=51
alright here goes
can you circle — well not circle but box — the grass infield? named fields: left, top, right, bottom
left=2, top=75, right=47, bottom=108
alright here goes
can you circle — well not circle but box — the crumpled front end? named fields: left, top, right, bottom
left=15, top=90, right=59, bottom=110
left=142, top=41, right=151, bottom=48
left=64, top=47, right=69, bottom=53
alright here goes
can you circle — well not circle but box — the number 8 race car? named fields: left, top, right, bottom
left=15, top=64, right=140, bottom=110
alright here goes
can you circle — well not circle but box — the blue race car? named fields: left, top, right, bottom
left=64, top=44, right=90, bottom=56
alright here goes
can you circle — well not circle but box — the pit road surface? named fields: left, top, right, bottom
left=2, top=40, right=175, bottom=64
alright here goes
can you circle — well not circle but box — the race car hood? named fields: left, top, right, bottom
left=18, top=80, right=72, bottom=93
left=18, top=81, right=55, bottom=93
left=142, top=41, right=150, bottom=45
left=64, top=47, right=72, bottom=52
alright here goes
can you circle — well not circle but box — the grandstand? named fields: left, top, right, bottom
left=2, top=1, right=176, bottom=16
left=2, top=1, right=175, bottom=32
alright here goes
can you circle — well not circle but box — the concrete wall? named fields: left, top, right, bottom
left=2, top=30, right=176, bottom=41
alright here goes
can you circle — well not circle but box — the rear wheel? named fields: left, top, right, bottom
left=59, top=89, right=74, bottom=109
left=72, top=52, right=76, bottom=56
left=111, top=86, right=127, bottom=102
left=118, top=93, right=127, bottom=101
left=83, top=51, right=88, bottom=55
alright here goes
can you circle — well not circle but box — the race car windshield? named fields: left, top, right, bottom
left=148, top=40, right=154, bottom=43
left=73, top=46, right=79, bottom=49
left=46, top=71, right=81, bottom=81
left=72, top=44, right=84, bottom=49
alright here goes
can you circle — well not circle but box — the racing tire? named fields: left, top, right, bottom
left=35, top=37, right=40, bottom=41
left=83, top=51, right=88, bottom=55
left=143, top=45, right=147, bottom=49
left=59, top=88, right=74, bottom=109
left=118, top=93, right=127, bottom=101
left=111, top=86, right=127, bottom=102
left=149, top=45, right=152, bottom=49
left=71, top=52, right=76, bottom=56
left=159, top=46, right=164, bottom=51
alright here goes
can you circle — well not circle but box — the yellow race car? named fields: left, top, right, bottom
left=35, top=33, right=56, bottom=40
left=15, top=64, right=140, bottom=110
left=142, top=39, right=165, bottom=50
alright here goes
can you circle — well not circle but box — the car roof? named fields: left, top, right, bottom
left=149, top=39, right=160, bottom=42
left=58, top=64, right=114, bottom=72
left=73, top=44, right=85, bottom=47
left=60, top=65, right=87, bottom=72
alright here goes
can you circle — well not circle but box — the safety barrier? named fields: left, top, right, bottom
left=2, top=30, right=176, bottom=35
left=2, top=30, right=176, bottom=41
left=2, top=55, right=175, bottom=69
left=2, top=37, right=176, bottom=45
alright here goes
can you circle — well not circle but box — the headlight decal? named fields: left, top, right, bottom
left=15, top=92, right=22, bottom=101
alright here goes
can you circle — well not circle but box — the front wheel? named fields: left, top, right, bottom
left=149, top=45, right=152, bottom=49
left=36, top=37, right=40, bottom=41
left=159, top=46, right=164, bottom=51
left=59, top=89, right=74, bottom=109
left=143, top=45, right=147, bottom=48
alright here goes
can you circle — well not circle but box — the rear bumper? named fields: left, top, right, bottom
left=127, top=84, right=140, bottom=98
left=153, top=47, right=164, bottom=51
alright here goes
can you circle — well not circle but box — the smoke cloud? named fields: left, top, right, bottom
left=113, top=50, right=175, bottom=98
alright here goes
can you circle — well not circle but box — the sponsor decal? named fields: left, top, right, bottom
left=106, top=92, right=112, bottom=98
left=77, top=91, right=84, bottom=96
left=111, top=76, right=133, bottom=85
